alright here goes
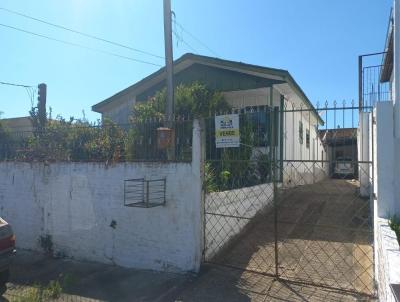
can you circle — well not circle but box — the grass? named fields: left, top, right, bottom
left=13, top=281, right=61, bottom=302
left=389, top=216, right=400, bottom=246
left=10, top=273, right=76, bottom=302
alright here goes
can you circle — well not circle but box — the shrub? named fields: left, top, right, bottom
left=0, top=120, right=15, bottom=160
left=131, top=82, right=231, bottom=121
left=389, top=216, right=400, bottom=246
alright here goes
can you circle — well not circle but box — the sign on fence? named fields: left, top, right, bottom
left=215, top=114, right=240, bottom=148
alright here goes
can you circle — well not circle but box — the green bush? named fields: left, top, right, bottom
left=0, top=120, right=15, bottom=160
left=131, top=82, right=231, bottom=121
left=389, top=216, right=400, bottom=246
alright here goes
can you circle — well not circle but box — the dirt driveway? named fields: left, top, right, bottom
left=201, top=178, right=375, bottom=301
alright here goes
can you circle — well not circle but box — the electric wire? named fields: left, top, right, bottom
left=0, top=7, right=164, bottom=60
left=174, top=20, right=219, bottom=57
left=0, top=23, right=162, bottom=67
left=0, top=81, right=32, bottom=88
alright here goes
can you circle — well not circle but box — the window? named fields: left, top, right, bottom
left=299, top=121, right=304, bottom=144
left=306, top=129, right=310, bottom=149
left=232, top=105, right=279, bottom=147
left=237, top=106, right=269, bottom=147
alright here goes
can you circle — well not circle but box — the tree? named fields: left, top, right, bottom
left=131, top=82, right=231, bottom=121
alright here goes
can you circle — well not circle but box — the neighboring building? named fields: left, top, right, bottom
left=0, top=117, right=33, bottom=133
left=381, top=8, right=395, bottom=101
left=319, top=128, right=357, bottom=177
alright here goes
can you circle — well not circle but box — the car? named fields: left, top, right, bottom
left=0, top=218, right=15, bottom=295
left=334, top=157, right=355, bottom=178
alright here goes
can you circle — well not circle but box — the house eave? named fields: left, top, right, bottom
left=380, top=8, right=394, bottom=83
left=92, top=53, right=322, bottom=124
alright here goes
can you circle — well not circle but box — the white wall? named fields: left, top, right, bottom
left=102, top=96, right=136, bottom=125
left=375, top=218, right=400, bottom=302
left=374, top=103, right=395, bottom=217
left=282, top=104, right=327, bottom=186
left=223, top=87, right=281, bottom=108
left=0, top=121, right=204, bottom=273
left=204, top=183, right=274, bottom=259
left=358, top=112, right=371, bottom=197
left=394, top=0, right=400, bottom=138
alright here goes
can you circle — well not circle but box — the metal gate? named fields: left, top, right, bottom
left=203, top=102, right=375, bottom=298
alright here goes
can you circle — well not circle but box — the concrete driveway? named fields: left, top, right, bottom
left=4, top=250, right=189, bottom=302
left=3, top=251, right=374, bottom=302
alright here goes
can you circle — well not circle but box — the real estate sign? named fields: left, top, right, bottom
left=215, top=114, right=240, bottom=148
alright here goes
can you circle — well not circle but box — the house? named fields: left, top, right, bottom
left=380, top=7, right=394, bottom=98
left=369, top=2, right=400, bottom=301
left=92, top=53, right=327, bottom=184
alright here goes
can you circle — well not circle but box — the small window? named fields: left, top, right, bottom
left=306, top=129, right=310, bottom=149
left=299, top=121, right=304, bottom=144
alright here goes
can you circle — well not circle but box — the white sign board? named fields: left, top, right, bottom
left=215, top=114, right=240, bottom=148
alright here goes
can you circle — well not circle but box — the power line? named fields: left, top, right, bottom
left=0, top=23, right=162, bottom=67
left=0, top=81, right=33, bottom=88
left=172, top=28, right=198, bottom=54
left=171, top=15, right=199, bottom=54
left=0, top=7, right=165, bottom=60
left=0, top=81, right=36, bottom=108
left=174, top=20, right=219, bottom=57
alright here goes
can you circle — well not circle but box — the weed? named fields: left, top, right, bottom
left=38, top=234, right=53, bottom=255
left=14, top=280, right=62, bottom=302
left=389, top=216, right=400, bottom=246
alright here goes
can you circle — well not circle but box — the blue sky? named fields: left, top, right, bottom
left=0, top=0, right=393, bottom=121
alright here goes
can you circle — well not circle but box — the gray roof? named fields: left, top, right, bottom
left=92, top=53, right=323, bottom=124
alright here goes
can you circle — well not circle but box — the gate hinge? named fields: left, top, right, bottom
left=372, top=117, right=376, bottom=125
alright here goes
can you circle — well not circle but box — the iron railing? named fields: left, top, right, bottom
left=203, top=104, right=376, bottom=298
left=0, top=118, right=193, bottom=163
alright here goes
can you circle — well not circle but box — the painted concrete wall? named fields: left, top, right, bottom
left=204, top=183, right=274, bottom=259
left=102, top=96, right=136, bottom=125
left=374, top=2, right=400, bottom=297
left=358, top=112, right=371, bottom=197
left=223, top=87, right=281, bottom=108
left=374, top=103, right=396, bottom=217
left=375, top=218, right=400, bottom=302
left=281, top=103, right=327, bottom=186
left=394, top=0, right=400, bottom=138
left=0, top=121, right=204, bottom=273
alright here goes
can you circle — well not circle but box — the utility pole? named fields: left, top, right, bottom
left=37, top=83, right=47, bottom=129
left=163, top=0, right=174, bottom=119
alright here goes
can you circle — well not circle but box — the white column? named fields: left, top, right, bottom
left=375, top=103, right=395, bottom=218
left=358, top=112, right=371, bottom=197
left=191, top=119, right=205, bottom=272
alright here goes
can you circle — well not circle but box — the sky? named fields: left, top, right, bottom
left=0, top=0, right=393, bottom=121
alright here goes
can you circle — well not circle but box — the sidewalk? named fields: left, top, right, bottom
left=3, top=250, right=373, bottom=301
